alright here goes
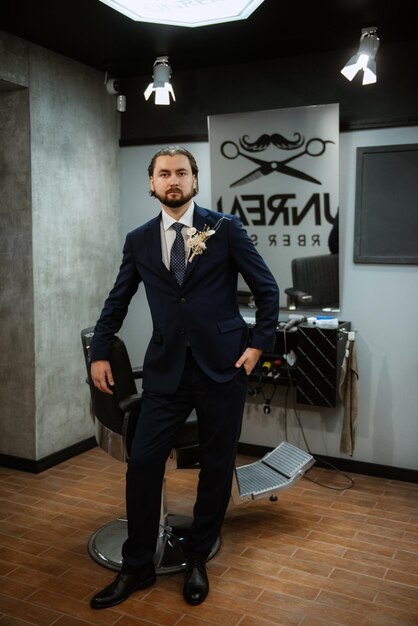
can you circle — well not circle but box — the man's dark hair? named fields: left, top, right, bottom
left=148, top=146, right=199, bottom=196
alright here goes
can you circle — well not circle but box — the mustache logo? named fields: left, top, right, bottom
left=239, top=132, right=304, bottom=152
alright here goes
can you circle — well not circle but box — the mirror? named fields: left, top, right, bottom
left=208, top=104, right=340, bottom=312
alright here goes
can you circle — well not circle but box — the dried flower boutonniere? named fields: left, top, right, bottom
left=186, top=216, right=230, bottom=263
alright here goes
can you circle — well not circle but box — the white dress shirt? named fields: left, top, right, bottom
left=160, top=201, right=195, bottom=270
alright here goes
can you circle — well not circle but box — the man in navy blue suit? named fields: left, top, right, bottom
left=89, top=146, right=279, bottom=609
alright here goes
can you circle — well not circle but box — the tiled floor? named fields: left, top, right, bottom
left=0, top=448, right=417, bottom=626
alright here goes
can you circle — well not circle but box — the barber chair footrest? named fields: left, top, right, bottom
left=232, top=441, right=315, bottom=503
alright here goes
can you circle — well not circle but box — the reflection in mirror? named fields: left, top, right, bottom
left=237, top=224, right=340, bottom=312
left=237, top=209, right=340, bottom=313
left=285, top=253, right=339, bottom=310
left=284, top=211, right=339, bottom=311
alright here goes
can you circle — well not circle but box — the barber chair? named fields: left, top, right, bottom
left=81, top=327, right=220, bottom=574
left=81, top=328, right=315, bottom=573
left=285, top=253, right=339, bottom=310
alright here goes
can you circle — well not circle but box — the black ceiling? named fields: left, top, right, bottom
left=2, top=0, right=418, bottom=78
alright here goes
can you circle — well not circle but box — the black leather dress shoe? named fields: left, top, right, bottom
left=90, top=565, right=156, bottom=609
left=183, top=558, right=209, bottom=605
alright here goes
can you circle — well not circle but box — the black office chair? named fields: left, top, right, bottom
left=285, top=253, right=339, bottom=310
left=80, top=327, right=220, bottom=575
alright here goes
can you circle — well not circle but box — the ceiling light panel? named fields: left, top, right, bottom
left=99, top=0, right=265, bottom=27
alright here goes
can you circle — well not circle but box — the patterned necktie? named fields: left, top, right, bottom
left=170, top=222, right=186, bottom=285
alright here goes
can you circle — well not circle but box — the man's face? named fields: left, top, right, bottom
left=150, top=154, right=196, bottom=210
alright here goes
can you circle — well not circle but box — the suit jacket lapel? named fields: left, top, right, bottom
left=145, top=215, right=174, bottom=284
left=183, top=205, right=212, bottom=283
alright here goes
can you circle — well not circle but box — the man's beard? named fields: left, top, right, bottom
left=154, top=188, right=195, bottom=209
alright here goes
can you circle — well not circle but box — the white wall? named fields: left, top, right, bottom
left=118, top=130, right=418, bottom=471
left=338, top=127, right=418, bottom=470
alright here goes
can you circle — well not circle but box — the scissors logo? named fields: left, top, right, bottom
left=220, top=136, right=334, bottom=188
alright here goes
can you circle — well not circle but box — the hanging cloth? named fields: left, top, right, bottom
left=339, top=333, right=359, bottom=456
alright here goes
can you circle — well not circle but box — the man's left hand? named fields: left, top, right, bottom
left=235, top=347, right=263, bottom=375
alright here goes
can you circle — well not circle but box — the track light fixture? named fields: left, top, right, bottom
left=341, top=27, right=380, bottom=85
left=144, top=56, right=175, bottom=105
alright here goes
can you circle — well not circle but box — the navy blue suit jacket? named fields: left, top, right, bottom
left=90, top=205, right=280, bottom=394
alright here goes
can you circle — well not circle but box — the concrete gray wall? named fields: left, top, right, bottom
left=0, top=31, right=121, bottom=461
left=0, top=35, right=34, bottom=459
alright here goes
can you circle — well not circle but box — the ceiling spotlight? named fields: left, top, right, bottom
left=144, top=56, right=175, bottom=105
left=341, top=27, right=380, bottom=85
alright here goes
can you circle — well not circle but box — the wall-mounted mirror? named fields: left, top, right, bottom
left=208, top=104, right=340, bottom=312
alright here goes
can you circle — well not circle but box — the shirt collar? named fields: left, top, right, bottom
left=162, top=201, right=195, bottom=231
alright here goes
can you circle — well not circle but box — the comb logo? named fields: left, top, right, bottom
left=220, top=133, right=334, bottom=188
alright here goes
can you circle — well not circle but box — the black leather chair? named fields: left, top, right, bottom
left=81, top=327, right=220, bottom=574
left=285, top=253, right=339, bottom=310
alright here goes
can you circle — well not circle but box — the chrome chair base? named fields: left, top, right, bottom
left=87, top=515, right=221, bottom=574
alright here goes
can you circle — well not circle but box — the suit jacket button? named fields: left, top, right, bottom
left=180, top=297, right=186, bottom=304
left=181, top=328, right=186, bottom=334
